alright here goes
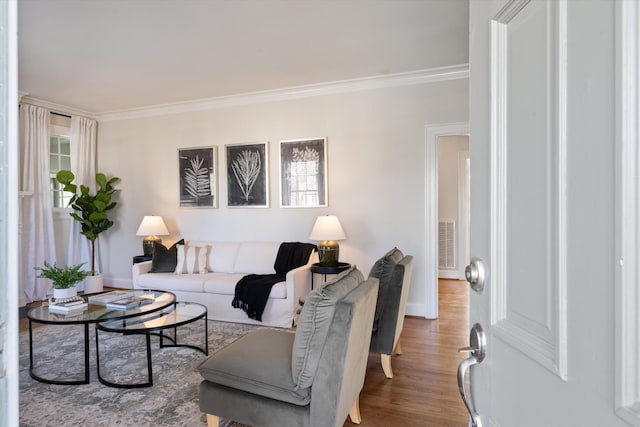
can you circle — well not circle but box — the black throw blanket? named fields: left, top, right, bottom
left=232, top=242, right=316, bottom=321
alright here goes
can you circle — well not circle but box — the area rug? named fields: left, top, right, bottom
left=19, top=319, right=267, bottom=426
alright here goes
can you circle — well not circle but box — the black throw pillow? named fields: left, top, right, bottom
left=149, top=239, right=184, bottom=273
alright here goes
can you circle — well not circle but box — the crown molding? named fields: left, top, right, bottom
left=95, top=64, right=469, bottom=122
left=19, top=95, right=95, bottom=119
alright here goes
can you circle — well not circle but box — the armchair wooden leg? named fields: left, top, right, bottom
left=206, top=413, right=220, bottom=427
left=395, top=339, right=403, bottom=355
left=349, top=397, right=362, bottom=424
left=381, top=353, right=393, bottom=379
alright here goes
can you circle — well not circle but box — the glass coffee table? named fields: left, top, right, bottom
left=27, top=290, right=177, bottom=385
left=95, top=301, right=208, bottom=388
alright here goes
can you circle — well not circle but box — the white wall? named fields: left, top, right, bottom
left=96, top=79, right=468, bottom=316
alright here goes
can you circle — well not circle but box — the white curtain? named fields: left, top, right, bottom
left=68, top=116, right=98, bottom=286
left=19, top=104, right=57, bottom=302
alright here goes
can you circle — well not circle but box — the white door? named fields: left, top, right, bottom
left=463, top=1, right=630, bottom=426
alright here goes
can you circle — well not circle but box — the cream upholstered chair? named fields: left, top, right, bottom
left=368, top=247, right=413, bottom=378
left=198, top=266, right=379, bottom=427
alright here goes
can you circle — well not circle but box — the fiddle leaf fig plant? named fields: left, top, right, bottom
left=56, top=170, right=120, bottom=275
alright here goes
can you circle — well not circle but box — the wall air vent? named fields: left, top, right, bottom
left=438, top=219, right=456, bottom=269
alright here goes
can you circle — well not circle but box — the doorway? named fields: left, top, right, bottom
left=424, top=123, right=469, bottom=319
left=437, top=135, right=469, bottom=281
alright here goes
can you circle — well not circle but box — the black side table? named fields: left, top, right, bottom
left=310, top=262, right=351, bottom=289
left=133, top=255, right=152, bottom=265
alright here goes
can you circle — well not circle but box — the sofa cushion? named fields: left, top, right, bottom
left=291, top=266, right=364, bottom=389
left=208, top=242, right=241, bottom=273
left=199, top=329, right=311, bottom=405
left=203, top=274, right=287, bottom=299
left=149, top=239, right=184, bottom=273
left=233, top=242, right=279, bottom=274
left=137, top=272, right=209, bottom=292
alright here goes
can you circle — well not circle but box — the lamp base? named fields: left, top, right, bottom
left=142, top=236, right=162, bottom=257
left=318, top=240, right=340, bottom=267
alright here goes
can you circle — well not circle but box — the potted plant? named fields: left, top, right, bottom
left=56, top=170, right=120, bottom=293
left=35, top=261, right=89, bottom=299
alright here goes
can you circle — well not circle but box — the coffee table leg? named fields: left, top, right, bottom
left=146, top=331, right=153, bottom=386
left=84, top=323, right=90, bottom=383
left=29, top=321, right=90, bottom=385
left=28, top=320, right=33, bottom=373
left=95, top=323, right=104, bottom=384
left=204, top=312, right=209, bottom=355
left=149, top=311, right=208, bottom=355
left=96, top=327, right=153, bottom=388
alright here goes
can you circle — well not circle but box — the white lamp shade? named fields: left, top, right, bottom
left=309, top=215, right=346, bottom=241
left=136, top=216, right=169, bottom=236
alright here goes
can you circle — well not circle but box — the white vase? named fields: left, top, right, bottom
left=84, top=274, right=103, bottom=294
left=53, top=287, right=77, bottom=299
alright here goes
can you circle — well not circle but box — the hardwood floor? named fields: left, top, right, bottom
left=19, top=280, right=469, bottom=426
left=347, top=279, right=470, bottom=427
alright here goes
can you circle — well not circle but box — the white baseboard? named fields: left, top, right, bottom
left=106, top=277, right=133, bottom=289
left=406, top=302, right=433, bottom=318
left=438, top=270, right=461, bottom=280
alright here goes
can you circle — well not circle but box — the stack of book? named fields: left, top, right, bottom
left=106, top=295, right=154, bottom=311
left=87, top=290, right=131, bottom=306
left=48, top=299, right=88, bottom=314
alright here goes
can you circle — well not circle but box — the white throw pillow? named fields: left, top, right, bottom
left=186, top=246, right=197, bottom=274
left=174, top=243, right=186, bottom=274
left=197, top=245, right=209, bottom=274
left=185, top=245, right=209, bottom=274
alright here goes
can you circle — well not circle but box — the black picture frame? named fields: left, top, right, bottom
left=178, top=146, right=217, bottom=208
left=279, top=137, right=328, bottom=208
left=226, top=142, right=269, bottom=208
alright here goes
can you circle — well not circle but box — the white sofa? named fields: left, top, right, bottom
left=132, top=241, right=318, bottom=328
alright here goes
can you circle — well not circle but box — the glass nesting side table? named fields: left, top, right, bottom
left=95, top=301, right=208, bottom=388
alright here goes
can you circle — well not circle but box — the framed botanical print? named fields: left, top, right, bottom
left=279, top=137, right=327, bottom=208
left=178, top=146, right=218, bottom=208
left=226, top=142, right=269, bottom=207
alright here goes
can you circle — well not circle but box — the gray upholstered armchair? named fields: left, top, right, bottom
left=198, top=266, right=379, bottom=427
left=368, top=248, right=414, bottom=378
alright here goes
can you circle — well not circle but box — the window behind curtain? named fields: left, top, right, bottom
left=49, top=133, right=72, bottom=208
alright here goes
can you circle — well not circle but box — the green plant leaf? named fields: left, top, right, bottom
left=89, top=211, right=107, bottom=222
left=93, top=200, right=106, bottom=211
left=55, top=170, right=75, bottom=185
left=96, top=173, right=107, bottom=188
left=95, top=193, right=110, bottom=203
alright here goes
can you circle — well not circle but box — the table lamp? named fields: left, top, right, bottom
left=309, top=215, right=346, bottom=267
left=136, top=215, right=169, bottom=257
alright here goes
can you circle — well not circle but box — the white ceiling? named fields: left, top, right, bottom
left=18, top=0, right=469, bottom=115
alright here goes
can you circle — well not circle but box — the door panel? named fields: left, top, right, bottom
left=468, top=0, right=622, bottom=426
left=490, top=0, right=566, bottom=378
